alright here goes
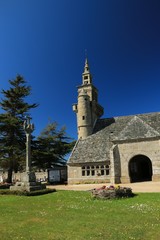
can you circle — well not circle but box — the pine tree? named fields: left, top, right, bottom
left=32, top=122, right=75, bottom=170
left=0, top=75, right=38, bottom=183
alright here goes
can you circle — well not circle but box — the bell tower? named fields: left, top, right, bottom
left=73, top=58, right=104, bottom=139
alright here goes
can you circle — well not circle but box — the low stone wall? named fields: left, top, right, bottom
left=0, top=171, right=48, bottom=183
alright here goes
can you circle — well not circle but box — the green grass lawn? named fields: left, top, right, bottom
left=0, top=190, right=160, bottom=240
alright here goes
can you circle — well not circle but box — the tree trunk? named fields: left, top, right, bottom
left=7, top=168, right=13, bottom=183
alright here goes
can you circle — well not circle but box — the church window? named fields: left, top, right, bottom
left=106, top=169, right=109, bottom=175
left=84, top=81, right=88, bottom=84
left=82, top=116, right=85, bottom=120
left=87, top=170, right=90, bottom=176
left=101, top=170, right=104, bottom=175
left=81, top=164, right=109, bottom=176
left=105, top=165, right=109, bottom=175
left=83, top=76, right=89, bottom=84
left=91, top=170, right=95, bottom=176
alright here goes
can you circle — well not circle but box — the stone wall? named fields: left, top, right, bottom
left=116, top=139, right=160, bottom=183
left=0, top=171, right=48, bottom=183
left=68, top=165, right=110, bottom=184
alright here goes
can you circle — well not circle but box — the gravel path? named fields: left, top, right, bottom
left=48, top=181, right=160, bottom=192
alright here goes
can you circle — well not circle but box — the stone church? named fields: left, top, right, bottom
left=68, top=59, right=160, bottom=184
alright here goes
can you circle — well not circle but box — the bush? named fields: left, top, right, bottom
left=0, top=183, right=11, bottom=189
left=0, top=188, right=56, bottom=196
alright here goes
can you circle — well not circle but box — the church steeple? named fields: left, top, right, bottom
left=84, top=58, right=89, bottom=73
left=82, top=58, right=92, bottom=85
left=72, top=58, right=104, bottom=139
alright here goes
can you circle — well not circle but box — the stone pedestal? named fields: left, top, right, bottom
left=21, top=172, right=36, bottom=182
left=10, top=172, right=46, bottom=192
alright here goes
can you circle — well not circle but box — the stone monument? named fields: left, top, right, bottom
left=10, top=117, right=46, bottom=192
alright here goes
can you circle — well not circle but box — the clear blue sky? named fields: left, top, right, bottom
left=0, top=0, right=160, bottom=140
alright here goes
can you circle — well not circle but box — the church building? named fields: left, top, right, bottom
left=67, top=59, right=160, bottom=184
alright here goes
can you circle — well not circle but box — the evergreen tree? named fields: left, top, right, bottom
left=32, top=122, right=75, bottom=170
left=0, top=75, right=38, bottom=183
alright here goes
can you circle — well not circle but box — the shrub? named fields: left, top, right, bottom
left=0, top=183, right=11, bottom=189
left=0, top=188, right=56, bottom=196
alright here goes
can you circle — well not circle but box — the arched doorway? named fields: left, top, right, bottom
left=129, top=155, right=152, bottom=183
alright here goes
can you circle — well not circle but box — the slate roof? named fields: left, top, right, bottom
left=68, top=112, right=160, bottom=164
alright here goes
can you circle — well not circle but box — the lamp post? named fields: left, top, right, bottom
left=23, top=116, right=34, bottom=173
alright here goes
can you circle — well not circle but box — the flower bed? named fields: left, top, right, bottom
left=91, top=185, right=134, bottom=199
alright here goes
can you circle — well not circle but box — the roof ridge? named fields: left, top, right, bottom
left=99, top=111, right=160, bottom=121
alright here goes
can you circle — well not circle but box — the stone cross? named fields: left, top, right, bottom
left=23, top=116, right=34, bottom=173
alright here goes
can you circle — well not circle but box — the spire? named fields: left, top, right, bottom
left=84, top=58, right=90, bottom=73
left=82, top=58, right=92, bottom=85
